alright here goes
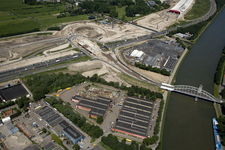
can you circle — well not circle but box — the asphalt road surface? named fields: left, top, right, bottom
left=0, top=52, right=85, bottom=82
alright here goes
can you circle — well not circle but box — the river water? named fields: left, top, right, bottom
left=162, top=8, right=225, bottom=150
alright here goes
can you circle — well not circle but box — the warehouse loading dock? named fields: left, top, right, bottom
left=113, top=97, right=154, bottom=139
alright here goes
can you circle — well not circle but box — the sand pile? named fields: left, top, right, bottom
left=68, top=60, right=103, bottom=72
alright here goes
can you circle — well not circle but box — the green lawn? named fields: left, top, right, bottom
left=184, top=0, right=210, bottom=20
left=35, top=14, right=89, bottom=27
left=116, top=6, right=141, bottom=21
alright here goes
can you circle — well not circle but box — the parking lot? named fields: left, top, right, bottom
left=12, top=101, right=53, bottom=146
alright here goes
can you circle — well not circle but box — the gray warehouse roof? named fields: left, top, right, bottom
left=35, top=106, right=54, bottom=119
left=63, top=125, right=82, bottom=140
left=114, top=97, right=154, bottom=137
left=144, top=53, right=161, bottom=67
left=76, top=96, right=111, bottom=117
left=23, top=144, right=41, bottom=150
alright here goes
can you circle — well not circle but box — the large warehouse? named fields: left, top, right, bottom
left=0, top=84, right=29, bottom=102
left=36, top=106, right=83, bottom=144
left=75, top=96, right=112, bottom=119
left=130, top=50, right=145, bottom=59
left=113, top=97, right=154, bottom=139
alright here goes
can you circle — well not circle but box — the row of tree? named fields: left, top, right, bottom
left=89, top=74, right=163, bottom=100
left=25, top=72, right=162, bottom=102
left=216, top=116, right=225, bottom=145
left=175, top=37, right=187, bottom=49
left=25, top=72, right=86, bottom=101
left=45, top=97, right=103, bottom=139
left=0, top=100, right=15, bottom=110
left=154, top=100, right=164, bottom=135
left=214, top=56, right=225, bottom=85
left=135, top=62, right=171, bottom=76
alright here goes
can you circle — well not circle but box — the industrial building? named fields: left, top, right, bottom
left=23, top=144, right=41, bottom=150
left=144, top=53, right=161, bottom=67
left=55, top=120, right=83, bottom=144
left=16, top=123, right=34, bottom=139
left=113, top=97, right=154, bottom=139
left=130, top=50, right=145, bottom=59
left=75, top=96, right=112, bottom=119
left=0, top=84, right=29, bottom=102
left=43, top=142, right=55, bottom=150
left=36, top=106, right=83, bottom=144
left=163, top=56, right=177, bottom=72
left=7, top=123, right=19, bottom=135
left=128, top=40, right=184, bottom=72
left=36, top=106, right=63, bottom=128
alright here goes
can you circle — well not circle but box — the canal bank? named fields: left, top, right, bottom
left=162, top=7, right=225, bottom=150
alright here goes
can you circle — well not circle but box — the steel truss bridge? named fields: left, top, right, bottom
left=160, top=83, right=224, bottom=103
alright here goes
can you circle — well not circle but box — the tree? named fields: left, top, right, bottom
left=122, top=15, right=126, bottom=21
left=42, top=128, right=47, bottom=133
left=73, top=144, right=80, bottom=150
left=128, top=88, right=135, bottom=96
left=97, top=115, right=103, bottom=124
left=23, top=105, right=27, bottom=112
left=118, top=3, right=122, bottom=8
left=47, top=131, right=51, bottom=135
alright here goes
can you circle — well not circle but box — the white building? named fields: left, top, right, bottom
left=130, top=50, right=145, bottom=59
left=2, top=117, right=11, bottom=124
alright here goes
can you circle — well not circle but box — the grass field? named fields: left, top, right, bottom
left=0, top=18, right=41, bottom=37
left=0, top=11, right=18, bottom=21
left=0, top=0, right=89, bottom=37
left=35, top=14, right=88, bottom=27
left=184, top=0, right=210, bottom=20
left=116, top=6, right=141, bottom=21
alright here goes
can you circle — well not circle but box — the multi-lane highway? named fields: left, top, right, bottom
left=0, top=52, right=85, bottom=82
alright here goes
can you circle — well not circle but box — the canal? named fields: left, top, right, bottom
left=162, top=8, right=225, bottom=150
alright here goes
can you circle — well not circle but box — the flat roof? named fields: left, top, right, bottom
left=164, top=57, right=177, bottom=71
left=0, top=84, right=28, bottom=101
left=43, top=142, right=55, bottom=150
left=52, top=147, right=64, bottom=150
left=23, top=145, right=41, bottom=150
left=35, top=106, right=54, bottom=118
left=63, top=125, right=82, bottom=140
left=49, top=117, right=64, bottom=128
left=45, top=113, right=61, bottom=124
left=58, top=120, right=70, bottom=129
left=76, top=96, right=111, bottom=117
left=114, top=97, right=154, bottom=137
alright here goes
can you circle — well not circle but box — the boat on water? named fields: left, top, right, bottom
left=212, top=118, right=222, bottom=150
left=195, top=97, right=198, bottom=101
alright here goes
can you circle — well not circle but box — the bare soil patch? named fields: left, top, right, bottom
left=68, top=60, right=103, bottom=72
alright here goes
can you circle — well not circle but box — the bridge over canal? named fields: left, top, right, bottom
left=160, top=83, right=225, bottom=103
